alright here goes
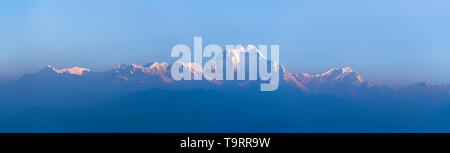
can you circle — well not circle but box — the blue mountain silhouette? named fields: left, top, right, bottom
left=0, top=62, right=449, bottom=132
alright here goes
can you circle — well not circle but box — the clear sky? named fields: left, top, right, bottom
left=1, top=0, right=450, bottom=86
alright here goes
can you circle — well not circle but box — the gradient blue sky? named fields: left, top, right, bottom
left=1, top=0, right=450, bottom=86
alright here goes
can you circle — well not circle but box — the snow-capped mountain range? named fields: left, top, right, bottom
left=9, top=44, right=386, bottom=95
left=1, top=61, right=450, bottom=130
left=3, top=44, right=449, bottom=112
left=17, top=62, right=374, bottom=94
left=3, top=61, right=447, bottom=111
left=14, top=58, right=450, bottom=93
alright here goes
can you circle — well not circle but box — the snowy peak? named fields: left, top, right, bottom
left=226, top=44, right=267, bottom=60
left=40, top=65, right=90, bottom=76
left=112, top=62, right=170, bottom=75
left=280, top=66, right=372, bottom=93
left=109, top=62, right=173, bottom=84
left=225, top=44, right=268, bottom=70
left=55, top=67, right=90, bottom=76
left=322, top=67, right=364, bottom=83
left=306, top=67, right=364, bottom=83
left=342, top=66, right=354, bottom=73
left=321, top=66, right=355, bottom=77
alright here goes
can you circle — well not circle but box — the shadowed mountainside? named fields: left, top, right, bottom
left=0, top=60, right=450, bottom=132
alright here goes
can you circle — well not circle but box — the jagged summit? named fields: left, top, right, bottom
left=226, top=44, right=267, bottom=60
left=287, top=67, right=364, bottom=83
left=319, top=67, right=364, bottom=83
left=318, top=66, right=355, bottom=76
left=39, top=65, right=90, bottom=76
left=112, top=62, right=169, bottom=74
left=280, top=66, right=372, bottom=93
left=342, top=66, right=354, bottom=73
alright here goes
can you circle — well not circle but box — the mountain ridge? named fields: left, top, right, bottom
left=20, top=62, right=377, bottom=94
left=4, top=61, right=448, bottom=111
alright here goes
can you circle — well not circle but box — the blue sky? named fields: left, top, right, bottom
left=1, top=0, right=450, bottom=86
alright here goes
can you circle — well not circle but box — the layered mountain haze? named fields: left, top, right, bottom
left=1, top=61, right=450, bottom=131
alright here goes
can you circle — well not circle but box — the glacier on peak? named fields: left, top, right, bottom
left=42, top=65, right=90, bottom=76
left=111, top=62, right=170, bottom=75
